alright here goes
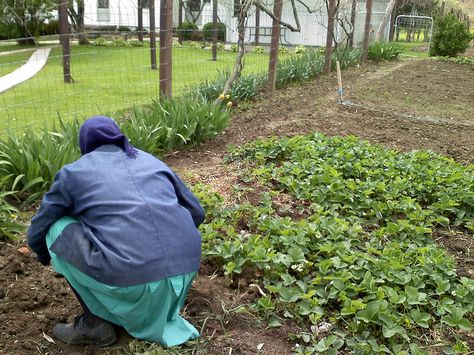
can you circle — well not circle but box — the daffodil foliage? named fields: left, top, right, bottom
left=195, top=133, right=474, bottom=353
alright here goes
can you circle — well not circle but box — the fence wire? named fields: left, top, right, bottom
left=0, top=1, right=377, bottom=132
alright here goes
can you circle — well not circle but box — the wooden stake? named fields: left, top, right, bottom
left=336, top=60, right=344, bottom=102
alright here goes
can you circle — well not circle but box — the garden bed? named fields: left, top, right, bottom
left=1, top=52, right=474, bottom=354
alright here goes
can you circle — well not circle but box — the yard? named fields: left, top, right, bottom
left=0, top=46, right=473, bottom=354
left=0, top=43, right=271, bottom=132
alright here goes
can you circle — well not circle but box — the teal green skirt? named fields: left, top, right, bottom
left=46, top=217, right=199, bottom=347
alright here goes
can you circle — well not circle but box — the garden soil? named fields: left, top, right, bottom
left=1, top=49, right=474, bottom=354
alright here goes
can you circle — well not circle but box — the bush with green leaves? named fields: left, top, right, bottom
left=112, top=38, right=128, bottom=47
left=202, top=22, right=226, bottom=42
left=0, top=120, right=81, bottom=204
left=188, top=70, right=267, bottom=103
left=121, top=97, right=230, bottom=154
left=437, top=55, right=474, bottom=65
left=276, top=50, right=325, bottom=88
left=429, top=14, right=471, bottom=57
left=178, top=21, right=198, bottom=41
left=252, top=46, right=264, bottom=54
left=128, top=39, right=144, bottom=47
left=92, top=37, right=108, bottom=46
left=196, top=132, right=474, bottom=353
left=0, top=183, right=24, bottom=240
left=294, top=45, right=307, bottom=54
left=368, top=41, right=401, bottom=61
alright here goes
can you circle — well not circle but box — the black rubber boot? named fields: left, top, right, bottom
left=53, top=314, right=117, bottom=347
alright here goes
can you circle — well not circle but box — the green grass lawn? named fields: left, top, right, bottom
left=396, top=41, right=430, bottom=59
left=0, top=49, right=36, bottom=77
left=0, top=44, right=272, bottom=132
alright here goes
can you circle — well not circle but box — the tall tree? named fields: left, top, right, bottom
left=67, top=0, right=89, bottom=45
left=361, top=0, right=373, bottom=62
left=324, top=0, right=336, bottom=74
left=375, top=0, right=397, bottom=41
left=0, top=0, right=55, bottom=44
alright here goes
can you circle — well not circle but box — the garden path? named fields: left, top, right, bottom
left=0, top=47, right=51, bottom=94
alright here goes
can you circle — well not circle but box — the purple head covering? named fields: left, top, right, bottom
left=79, top=116, right=138, bottom=158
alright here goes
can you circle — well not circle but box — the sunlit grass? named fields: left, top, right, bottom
left=0, top=44, right=272, bottom=132
left=0, top=50, right=35, bottom=77
left=395, top=41, right=430, bottom=59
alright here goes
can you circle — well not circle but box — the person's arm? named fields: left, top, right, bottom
left=27, top=171, right=73, bottom=265
left=169, top=172, right=205, bottom=227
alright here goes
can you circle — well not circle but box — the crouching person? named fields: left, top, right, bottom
left=27, top=116, right=205, bottom=347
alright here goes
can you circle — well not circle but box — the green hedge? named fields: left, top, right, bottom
left=202, top=22, right=226, bottom=41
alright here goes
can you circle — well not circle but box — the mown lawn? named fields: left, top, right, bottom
left=0, top=44, right=272, bottom=132
left=396, top=42, right=430, bottom=59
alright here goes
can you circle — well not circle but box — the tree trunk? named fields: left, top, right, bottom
left=138, top=0, right=144, bottom=42
left=268, top=0, right=283, bottom=92
left=375, top=0, right=396, bottom=41
left=361, top=0, right=373, bottom=62
left=77, top=1, right=88, bottom=45
left=349, top=0, right=357, bottom=47
left=324, top=0, right=335, bottom=74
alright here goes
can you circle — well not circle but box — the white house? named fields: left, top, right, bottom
left=81, top=0, right=392, bottom=46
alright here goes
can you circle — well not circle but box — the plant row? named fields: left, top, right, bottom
left=193, top=133, right=474, bottom=353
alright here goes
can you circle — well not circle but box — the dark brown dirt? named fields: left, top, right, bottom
left=1, top=53, right=474, bottom=354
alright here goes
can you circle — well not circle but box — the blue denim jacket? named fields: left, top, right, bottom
left=27, top=145, right=204, bottom=286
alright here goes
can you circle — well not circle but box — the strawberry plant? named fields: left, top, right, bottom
left=196, top=133, right=474, bottom=352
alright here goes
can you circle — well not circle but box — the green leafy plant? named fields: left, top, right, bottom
left=429, top=14, right=471, bottom=57
left=437, top=55, right=474, bottom=65
left=178, top=21, right=198, bottom=41
left=0, top=182, right=24, bottom=240
left=122, top=97, right=230, bottom=154
left=92, top=37, right=108, bottom=46
left=252, top=45, right=264, bottom=54
left=112, top=38, right=128, bottom=47
left=128, top=39, right=144, bottom=47
left=188, top=70, right=266, bottom=103
left=294, top=45, right=307, bottom=54
left=197, top=133, right=474, bottom=352
left=279, top=46, right=289, bottom=54
left=0, top=119, right=81, bottom=204
left=276, top=50, right=325, bottom=87
left=202, top=22, right=226, bottom=42
left=368, top=41, right=401, bottom=61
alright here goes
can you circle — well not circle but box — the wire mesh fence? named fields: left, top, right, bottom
left=0, top=0, right=385, bottom=133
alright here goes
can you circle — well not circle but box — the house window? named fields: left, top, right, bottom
left=140, top=0, right=150, bottom=8
left=98, top=0, right=109, bottom=8
left=97, top=0, right=110, bottom=21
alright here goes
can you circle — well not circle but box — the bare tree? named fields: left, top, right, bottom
left=215, top=0, right=306, bottom=103
left=361, top=0, right=373, bottom=62
left=375, top=0, right=397, bottom=41
left=67, top=0, right=89, bottom=45
left=324, top=0, right=336, bottom=74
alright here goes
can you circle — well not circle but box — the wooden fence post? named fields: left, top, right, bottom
left=58, top=0, right=71, bottom=83
left=160, top=0, right=173, bottom=98
left=212, top=0, right=218, bottom=61
left=255, top=7, right=260, bottom=46
left=361, top=0, right=373, bottom=63
left=149, top=0, right=157, bottom=69
left=268, top=0, right=283, bottom=93
left=138, top=0, right=143, bottom=42
left=178, top=0, right=183, bottom=44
